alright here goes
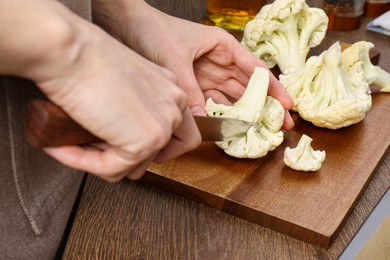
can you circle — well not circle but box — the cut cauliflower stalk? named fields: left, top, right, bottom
left=279, top=42, right=372, bottom=129
left=284, top=134, right=326, bottom=171
left=342, top=41, right=390, bottom=93
left=241, top=0, right=328, bottom=75
left=206, top=67, right=285, bottom=159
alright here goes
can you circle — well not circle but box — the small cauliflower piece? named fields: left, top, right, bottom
left=342, top=41, right=390, bottom=93
left=279, top=42, right=372, bottom=129
left=206, top=67, right=285, bottom=159
left=241, top=0, right=328, bottom=75
left=284, top=134, right=326, bottom=171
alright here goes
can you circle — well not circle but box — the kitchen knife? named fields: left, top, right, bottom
left=26, top=99, right=257, bottom=147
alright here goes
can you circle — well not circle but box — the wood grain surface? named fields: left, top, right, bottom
left=63, top=0, right=390, bottom=259
left=146, top=92, right=390, bottom=248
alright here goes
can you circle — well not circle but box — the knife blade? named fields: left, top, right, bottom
left=26, top=99, right=257, bottom=147
left=193, top=115, right=256, bottom=142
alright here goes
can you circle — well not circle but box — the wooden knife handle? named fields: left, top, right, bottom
left=26, top=99, right=102, bottom=147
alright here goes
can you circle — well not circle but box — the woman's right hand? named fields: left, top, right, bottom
left=1, top=0, right=201, bottom=181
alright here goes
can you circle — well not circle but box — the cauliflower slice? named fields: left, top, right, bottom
left=206, top=67, right=285, bottom=159
left=241, top=0, right=328, bottom=75
left=284, top=134, right=326, bottom=171
left=342, top=41, right=390, bottom=93
left=280, top=42, right=372, bottom=129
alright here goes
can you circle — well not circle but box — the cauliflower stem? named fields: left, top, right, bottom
left=206, top=67, right=285, bottom=158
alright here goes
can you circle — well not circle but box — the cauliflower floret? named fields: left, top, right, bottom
left=241, top=0, right=328, bottom=75
left=206, top=67, right=284, bottom=159
left=217, top=126, right=283, bottom=158
left=261, top=97, right=286, bottom=132
left=280, top=42, right=372, bottom=129
left=342, top=41, right=390, bottom=93
left=284, top=134, right=326, bottom=171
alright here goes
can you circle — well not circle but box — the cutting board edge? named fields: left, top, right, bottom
left=141, top=170, right=334, bottom=248
left=329, top=145, right=390, bottom=241
left=327, top=152, right=389, bottom=247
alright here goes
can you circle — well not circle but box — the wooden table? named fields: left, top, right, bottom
left=63, top=1, right=390, bottom=259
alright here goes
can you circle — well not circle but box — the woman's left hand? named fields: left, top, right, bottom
left=92, top=0, right=294, bottom=130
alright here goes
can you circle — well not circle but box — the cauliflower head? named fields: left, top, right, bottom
left=206, top=67, right=285, bottom=158
left=342, top=41, right=390, bottom=93
left=280, top=42, right=372, bottom=129
left=241, top=0, right=328, bottom=75
left=284, top=134, right=326, bottom=171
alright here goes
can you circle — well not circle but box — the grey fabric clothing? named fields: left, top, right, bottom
left=0, top=0, right=91, bottom=259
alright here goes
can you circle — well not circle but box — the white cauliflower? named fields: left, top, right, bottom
left=279, top=42, right=372, bottom=129
left=206, top=67, right=285, bottom=158
left=284, top=134, right=326, bottom=171
left=342, top=41, right=390, bottom=93
left=241, top=0, right=328, bottom=75
left=278, top=53, right=323, bottom=111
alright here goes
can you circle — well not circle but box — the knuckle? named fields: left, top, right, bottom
left=146, top=122, right=173, bottom=150
left=172, top=88, right=189, bottom=112
left=121, top=123, right=173, bottom=160
left=214, top=26, right=235, bottom=41
left=213, top=26, right=228, bottom=35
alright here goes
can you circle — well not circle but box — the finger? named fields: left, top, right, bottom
left=85, top=142, right=109, bottom=150
left=282, top=110, right=295, bottom=130
left=267, top=73, right=294, bottom=110
left=62, top=143, right=157, bottom=181
left=234, top=47, right=294, bottom=110
left=154, top=108, right=201, bottom=162
left=231, top=42, right=294, bottom=109
left=194, top=58, right=250, bottom=88
left=203, top=89, right=234, bottom=106
left=169, top=62, right=207, bottom=116
left=196, top=73, right=246, bottom=101
left=43, top=146, right=139, bottom=182
left=232, top=41, right=265, bottom=77
left=215, top=78, right=246, bottom=100
left=126, top=153, right=157, bottom=180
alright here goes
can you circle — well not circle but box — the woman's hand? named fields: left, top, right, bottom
left=92, top=0, right=294, bottom=130
left=1, top=0, right=201, bottom=181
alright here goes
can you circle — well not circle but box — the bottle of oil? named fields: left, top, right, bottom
left=206, top=0, right=265, bottom=31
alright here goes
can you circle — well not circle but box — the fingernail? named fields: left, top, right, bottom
left=190, top=105, right=205, bottom=116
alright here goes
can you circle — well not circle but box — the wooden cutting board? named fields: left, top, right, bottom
left=144, top=93, right=390, bottom=248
